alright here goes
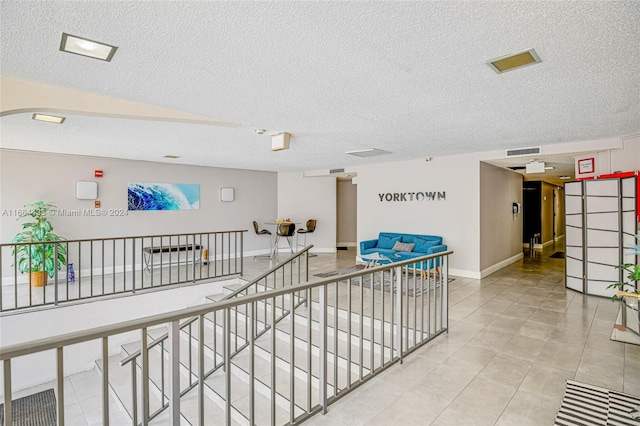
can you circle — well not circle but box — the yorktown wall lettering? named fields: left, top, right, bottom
left=378, top=192, right=446, bottom=202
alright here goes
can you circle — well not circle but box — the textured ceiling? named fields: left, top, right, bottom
left=1, top=1, right=639, bottom=173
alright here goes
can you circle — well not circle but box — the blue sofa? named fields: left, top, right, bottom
left=359, top=232, right=447, bottom=267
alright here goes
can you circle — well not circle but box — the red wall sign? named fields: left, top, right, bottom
left=95, top=170, right=103, bottom=178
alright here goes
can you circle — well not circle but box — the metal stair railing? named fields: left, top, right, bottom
left=0, top=229, right=247, bottom=312
left=1, top=250, right=452, bottom=426
left=118, top=246, right=311, bottom=424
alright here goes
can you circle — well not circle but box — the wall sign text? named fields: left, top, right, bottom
left=378, top=192, right=446, bottom=202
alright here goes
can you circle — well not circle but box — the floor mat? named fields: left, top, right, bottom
left=554, top=379, right=640, bottom=426
left=0, top=388, right=57, bottom=426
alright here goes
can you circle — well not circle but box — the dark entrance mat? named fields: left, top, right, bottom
left=550, top=252, right=566, bottom=258
left=0, top=388, right=57, bottom=426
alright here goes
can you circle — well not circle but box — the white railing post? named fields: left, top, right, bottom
left=168, top=320, right=181, bottom=424
left=442, top=255, right=449, bottom=332
left=141, top=328, right=149, bottom=425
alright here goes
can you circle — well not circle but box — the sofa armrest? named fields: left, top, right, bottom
left=427, top=244, right=447, bottom=254
left=360, top=239, right=378, bottom=252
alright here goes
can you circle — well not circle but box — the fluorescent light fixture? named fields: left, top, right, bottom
left=346, top=148, right=389, bottom=158
left=163, top=155, right=181, bottom=159
left=559, top=176, right=572, bottom=180
left=487, top=48, right=541, bottom=74
left=32, top=113, right=65, bottom=124
left=545, top=166, right=555, bottom=170
left=525, top=161, right=546, bottom=174
left=60, top=33, right=118, bottom=61
left=271, top=132, right=291, bottom=151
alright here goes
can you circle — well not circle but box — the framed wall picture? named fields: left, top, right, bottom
left=578, top=157, right=594, bottom=175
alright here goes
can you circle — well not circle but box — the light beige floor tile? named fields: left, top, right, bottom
left=431, top=376, right=516, bottom=426
left=501, top=334, right=547, bottom=362
left=495, top=390, right=560, bottom=426
left=518, top=363, right=575, bottom=402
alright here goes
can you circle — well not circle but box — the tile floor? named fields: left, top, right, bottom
left=10, top=246, right=640, bottom=425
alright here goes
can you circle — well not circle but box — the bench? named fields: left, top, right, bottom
left=142, top=244, right=203, bottom=271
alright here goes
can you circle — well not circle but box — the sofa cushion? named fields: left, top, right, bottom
left=376, top=235, right=402, bottom=250
left=414, top=238, right=439, bottom=253
left=392, top=241, right=415, bottom=252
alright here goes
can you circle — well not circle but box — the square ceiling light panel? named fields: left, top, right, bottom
left=32, top=113, right=65, bottom=124
left=60, top=33, right=118, bottom=61
left=346, top=148, right=390, bottom=158
left=487, top=48, right=541, bottom=74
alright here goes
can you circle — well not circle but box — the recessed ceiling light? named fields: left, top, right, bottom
left=545, top=166, right=555, bottom=170
left=60, top=33, right=118, bottom=61
left=346, top=148, right=390, bottom=158
left=255, top=129, right=266, bottom=135
left=164, top=155, right=180, bottom=159
left=32, top=113, right=65, bottom=124
left=487, top=48, right=541, bottom=74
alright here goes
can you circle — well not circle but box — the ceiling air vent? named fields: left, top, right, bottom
left=505, top=147, right=541, bottom=158
left=330, top=168, right=345, bottom=174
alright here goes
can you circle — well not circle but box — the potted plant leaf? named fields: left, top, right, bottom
left=608, top=233, right=640, bottom=336
left=11, top=201, right=67, bottom=287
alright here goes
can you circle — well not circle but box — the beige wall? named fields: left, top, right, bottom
left=479, top=162, right=523, bottom=272
left=0, top=149, right=277, bottom=248
left=541, top=182, right=555, bottom=245
left=336, top=179, right=357, bottom=246
left=355, top=154, right=481, bottom=278
left=276, top=173, right=337, bottom=252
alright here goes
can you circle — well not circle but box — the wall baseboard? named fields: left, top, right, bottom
left=449, top=268, right=482, bottom=279
left=479, top=252, right=523, bottom=279
left=336, top=242, right=357, bottom=247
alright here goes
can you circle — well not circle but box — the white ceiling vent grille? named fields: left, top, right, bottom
left=505, top=147, right=542, bottom=158
left=330, top=168, right=345, bottom=174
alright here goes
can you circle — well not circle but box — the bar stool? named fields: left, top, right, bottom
left=272, top=222, right=296, bottom=257
left=297, top=219, right=317, bottom=257
left=252, top=221, right=272, bottom=259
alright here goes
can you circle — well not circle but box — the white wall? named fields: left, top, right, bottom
left=0, top=150, right=278, bottom=277
left=276, top=172, right=337, bottom=252
left=479, top=162, right=523, bottom=273
left=355, top=155, right=481, bottom=278
left=337, top=179, right=357, bottom=246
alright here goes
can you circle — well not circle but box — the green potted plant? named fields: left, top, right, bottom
left=608, top=233, right=640, bottom=336
left=11, top=201, right=67, bottom=287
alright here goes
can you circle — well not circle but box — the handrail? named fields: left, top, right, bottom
left=1, top=250, right=452, bottom=426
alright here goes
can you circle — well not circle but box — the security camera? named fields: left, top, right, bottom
left=425, top=157, right=433, bottom=162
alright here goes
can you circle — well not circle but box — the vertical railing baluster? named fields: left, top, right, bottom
left=249, top=302, right=255, bottom=426
left=225, top=308, right=232, bottom=426
left=347, top=278, right=352, bottom=388
left=54, top=244, right=59, bottom=306
left=334, top=282, right=338, bottom=395
left=102, top=240, right=105, bottom=295
left=132, top=238, right=136, bottom=291
left=130, top=359, right=138, bottom=426
left=359, top=273, right=364, bottom=380
left=102, top=337, right=110, bottom=426
left=395, top=266, right=402, bottom=362
left=123, top=239, right=127, bottom=292
left=443, top=255, right=449, bottom=332
left=290, top=290, right=295, bottom=424
left=370, top=273, right=375, bottom=375
left=141, top=328, right=149, bottom=425
left=3, top=359, right=13, bottom=426
left=198, top=315, right=205, bottom=426
left=161, top=340, right=165, bottom=406
left=57, top=347, right=65, bottom=426
left=307, top=289, right=312, bottom=411
left=169, top=320, right=181, bottom=424
left=319, top=284, right=328, bottom=414
left=271, top=296, right=276, bottom=425
left=90, top=240, right=94, bottom=297
left=112, top=240, right=116, bottom=293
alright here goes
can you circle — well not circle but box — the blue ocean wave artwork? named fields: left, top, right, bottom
left=128, top=183, right=200, bottom=211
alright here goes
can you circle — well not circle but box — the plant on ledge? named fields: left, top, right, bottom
left=608, top=233, right=640, bottom=301
left=11, top=201, right=67, bottom=287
